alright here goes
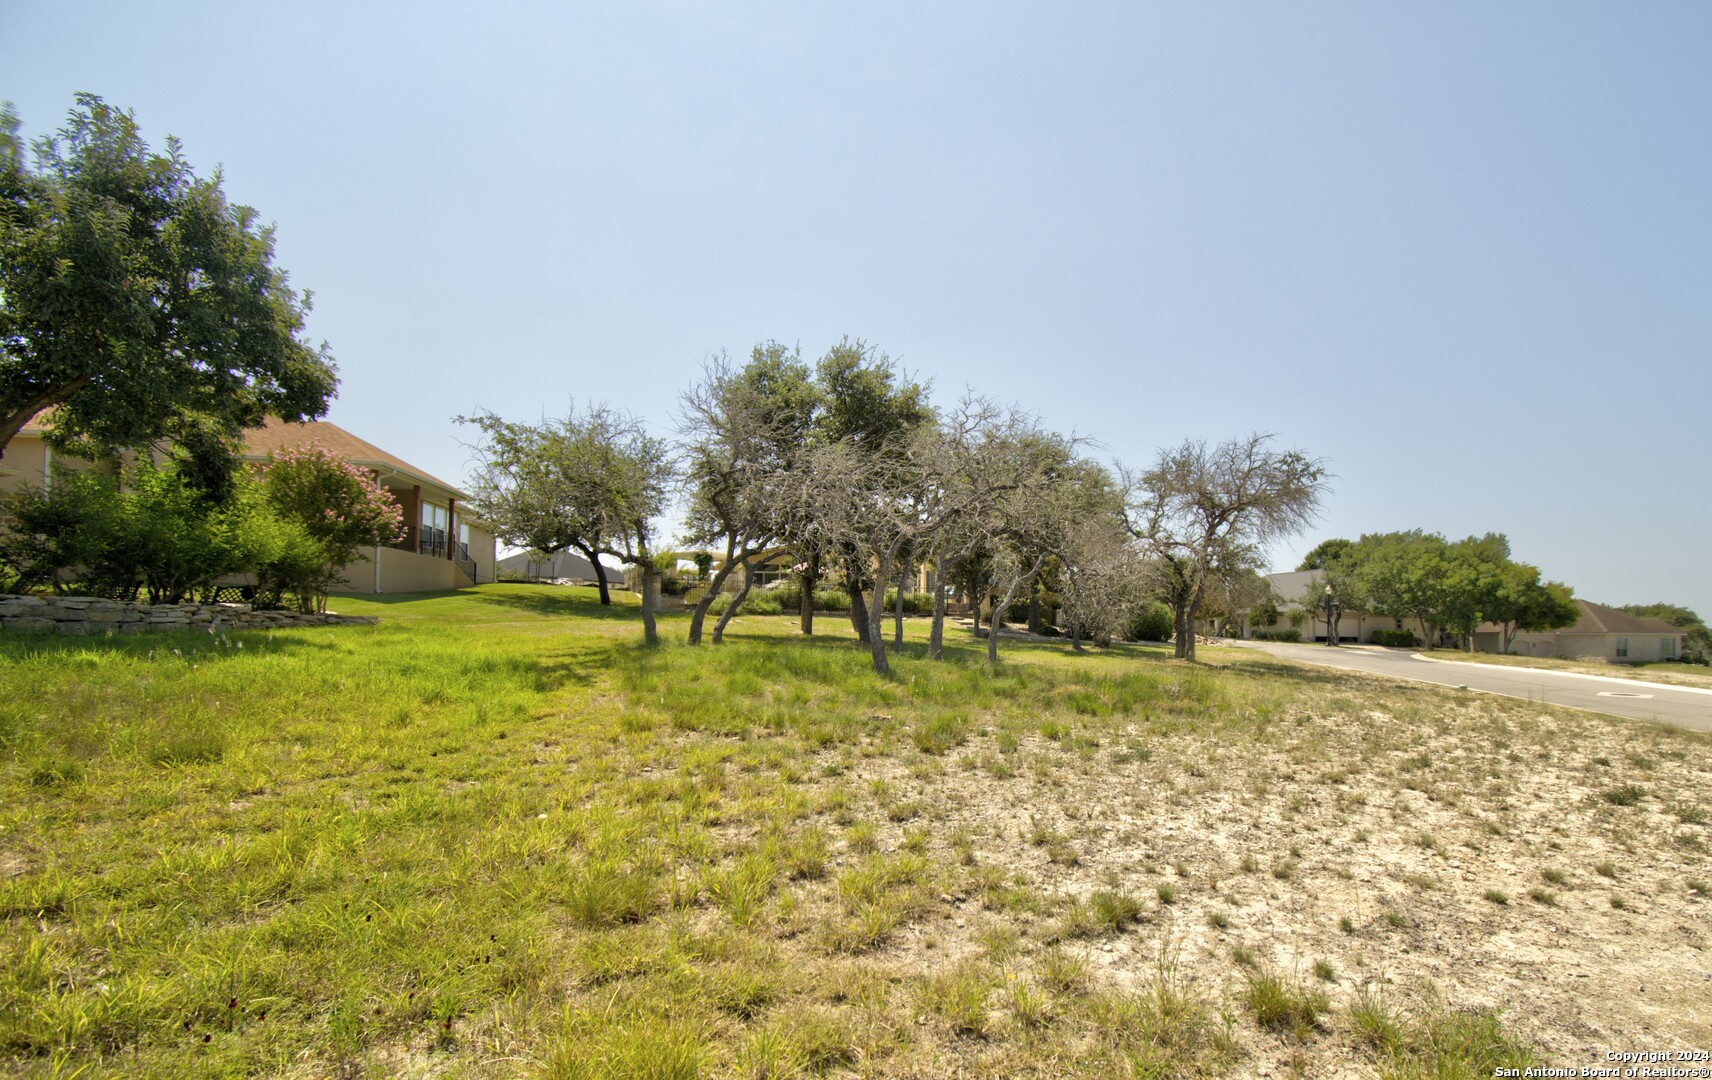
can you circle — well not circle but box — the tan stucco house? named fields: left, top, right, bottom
left=1253, top=571, right=1686, bottom=663
left=1472, top=601, right=1685, bottom=663
left=240, top=419, right=494, bottom=593
left=1, top=414, right=494, bottom=594
left=1255, top=569, right=1438, bottom=644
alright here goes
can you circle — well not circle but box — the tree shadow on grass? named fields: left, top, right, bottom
left=464, top=585, right=697, bottom=623
left=712, top=619, right=1160, bottom=676
left=533, top=640, right=620, bottom=690
left=0, top=625, right=343, bottom=665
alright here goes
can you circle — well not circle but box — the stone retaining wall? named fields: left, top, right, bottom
left=0, top=594, right=378, bottom=636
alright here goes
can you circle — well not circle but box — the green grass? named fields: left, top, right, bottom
left=0, top=584, right=1559, bottom=1076
left=1350, top=985, right=1534, bottom=1078
left=1600, top=783, right=1647, bottom=806
left=1241, top=969, right=1329, bottom=1039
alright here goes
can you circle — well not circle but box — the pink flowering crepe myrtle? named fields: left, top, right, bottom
left=261, top=443, right=406, bottom=547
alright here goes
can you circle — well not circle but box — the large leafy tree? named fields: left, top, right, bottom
left=576, top=407, right=673, bottom=645
left=1297, top=538, right=1352, bottom=571
left=677, top=342, right=819, bottom=645
left=460, top=404, right=672, bottom=641
left=1346, top=530, right=1452, bottom=642
left=0, top=95, right=336, bottom=470
left=1339, top=530, right=1576, bottom=649
left=459, top=410, right=619, bottom=604
left=1123, top=433, right=1329, bottom=661
left=1488, top=563, right=1579, bottom=653
left=788, top=338, right=931, bottom=641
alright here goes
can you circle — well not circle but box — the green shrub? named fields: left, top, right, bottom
left=765, top=582, right=852, bottom=612
left=2, top=462, right=293, bottom=604
left=1253, top=629, right=1302, bottom=643
left=1371, top=629, right=1419, bottom=647
left=1128, top=602, right=1174, bottom=642
left=0, top=472, right=119, bottom=594
left=708, top=591, right=783, bottom=617
left=259, top=445, right=404, bottom=611
left=882, top=588, right=935, bottom=615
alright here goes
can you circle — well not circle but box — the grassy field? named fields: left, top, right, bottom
left=2, top=584, right=1708, bottom=1078
left=1417, top=649, right=1712, bottom=690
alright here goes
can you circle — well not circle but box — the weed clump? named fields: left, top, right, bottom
left=1241, top=969, right=1329, bottom=1039
left=1058, top=889, right=1145, bottom=939
left=1600, top=784, right=1646, bottom=807
left=1351, top=986, right=1533, bottom=1076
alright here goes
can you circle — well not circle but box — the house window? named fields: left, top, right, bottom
left=1661, top=638, right=1676, bottom=659
left=421, top=503, right=448, bottom=557
left=458, top=523, right=471, bottom=561
left=1615, top=637, right=1628, bottom=658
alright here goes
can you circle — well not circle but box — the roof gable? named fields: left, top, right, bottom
left=242, top=418, right=467, bottom=499
left=1566, top=601, right=1684, bottom=636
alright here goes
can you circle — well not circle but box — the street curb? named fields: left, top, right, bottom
left=1410, top=653, right=1712, bottom=698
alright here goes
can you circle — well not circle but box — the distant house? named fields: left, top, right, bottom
left=1473, top=601, right=1685, bottom=663
left=1253, top=570, right=1687, bottom=663
left=1256, top=569, right=1437, bottom=644
left=2, top=414, right=494, bottom=594
left=495, top=549, right=605, bottom=584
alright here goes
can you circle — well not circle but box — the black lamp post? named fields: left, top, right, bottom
left=1323, top=585, right=1337, bottom=647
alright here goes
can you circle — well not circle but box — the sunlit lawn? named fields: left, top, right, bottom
left=8, top=584, right=1701, bottom=1076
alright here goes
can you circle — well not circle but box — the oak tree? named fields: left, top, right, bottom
left=0, top=95, right=336, bottom=472
left=1124, top=434, right=1328, bottom=661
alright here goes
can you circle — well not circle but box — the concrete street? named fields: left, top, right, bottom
left=1226, top=640, right=1712, bottom=733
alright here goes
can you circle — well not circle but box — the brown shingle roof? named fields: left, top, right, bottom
left=241, top=418, right=466, bottom=499
left=1562, top=601, right=1684, bottom=636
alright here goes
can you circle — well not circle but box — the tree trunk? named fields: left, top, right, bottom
left=988, top=584, right=1019, bottom=667
left=848, top=575, right=870, bottom=644
left=929, top=554, right=946, bottom=661
left=1027, top=591, right=1042, bottom=636
left=799, top=552, right=818, bottom=635
left=640, top=563, right=660, bottom=646
left=1070, top=619, right=1084, bottom=652
left=866, top=551, right=893, bottom=675
left=1172, top=603, right=1192, bottom=660
left=712, top=559, right=755, bottom=644
left=0, top=377, right=89, bottom=463
left=687, top=546, right=741, bottom=645
left=893, top=564, right=907, bottom=654
left=575, top=541, right=611, bottom=605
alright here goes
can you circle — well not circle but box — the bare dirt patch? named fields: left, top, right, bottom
left=791, top=672, right=1712, bottom=1076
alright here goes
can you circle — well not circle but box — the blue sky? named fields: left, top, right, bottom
left=6, top=2, right=1708, bottom=615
